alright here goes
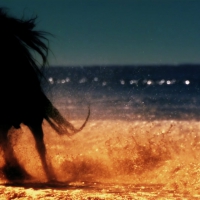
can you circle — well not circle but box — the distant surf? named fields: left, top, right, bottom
left=43, top=64, right=200, bottom=121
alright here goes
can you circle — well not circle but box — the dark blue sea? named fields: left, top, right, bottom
left=43, top=64, right=200, bottom=121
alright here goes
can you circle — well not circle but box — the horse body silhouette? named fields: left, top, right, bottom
left=0, top=8, right=89, bottom=182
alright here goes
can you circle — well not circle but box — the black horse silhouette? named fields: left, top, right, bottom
left=0, top=8, right=89, bottom=182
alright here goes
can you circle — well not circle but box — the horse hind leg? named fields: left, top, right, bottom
left=0, top=126, right=31, bottom=181
left=29, top=124, right=56, bottom=182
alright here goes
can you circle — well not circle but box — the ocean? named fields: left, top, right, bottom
left=43, top=64, right=200, bottom=121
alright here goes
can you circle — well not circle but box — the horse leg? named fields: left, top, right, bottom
left=29, top=124, right=56, bottom=181
left=0, top=126, right=31, bottom=181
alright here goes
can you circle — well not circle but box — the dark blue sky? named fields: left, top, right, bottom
left=1, top=0, right=200, bottom=66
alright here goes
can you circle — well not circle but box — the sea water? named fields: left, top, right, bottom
left=43, top=64, right=200, bottom=121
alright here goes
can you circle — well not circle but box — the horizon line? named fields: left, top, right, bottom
left=48, top=63, right=200, bottom=67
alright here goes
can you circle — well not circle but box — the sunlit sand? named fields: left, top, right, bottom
left=0, top=119, right=200, bottom=199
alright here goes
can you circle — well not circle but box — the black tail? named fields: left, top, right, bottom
left=44, top=96, right=90, bottom=136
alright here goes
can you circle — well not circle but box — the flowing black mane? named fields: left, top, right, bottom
left=0, top=8, right=89, bottom=182
left=0, top=8, right=47, bottom=77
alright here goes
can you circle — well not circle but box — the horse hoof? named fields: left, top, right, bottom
left=2, top=164, right=32, bottom=182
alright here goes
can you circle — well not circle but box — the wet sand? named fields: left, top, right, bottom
left=0, top=119, right=200, bottom=199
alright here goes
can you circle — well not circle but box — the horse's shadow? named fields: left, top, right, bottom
left=0, top=8, right=89, bottom=182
